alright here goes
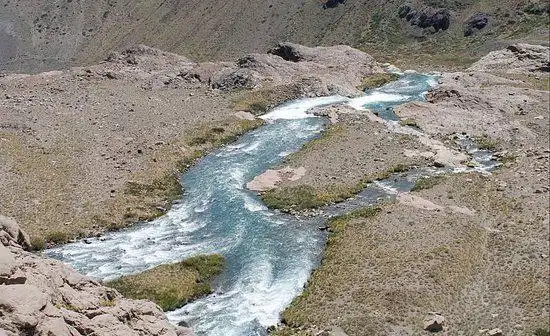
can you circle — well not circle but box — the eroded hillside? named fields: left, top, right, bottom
left=1, top=0, right=548, bottom=73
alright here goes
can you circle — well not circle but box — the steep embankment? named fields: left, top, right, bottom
left=1, top=0, right=548, bottom=73
left=0, top=215, right=193, bottom=336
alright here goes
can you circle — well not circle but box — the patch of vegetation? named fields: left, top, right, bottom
left=261, top=165, right=411, bottom=212
left=106, top=254, right=225, bottom=311
left=534, top=328, right=550, bottom=336
left=411, top=175, right=446, bottom=191
left=100, top=298, right=116, bottom=307
left=232, top=85, right=302, bottom=115
left=30, top=236, right=46, bottom=251
left=45, top=231, right=71, bottom=245
left=400, top=118, right=419, bottom=128
left=474, top=135, right=498, bottom=150
left=271, top=327, right=310, bottom=336
left=281, top=207, right=382, bottom=329
left=188, top=119, right=264, bottom=146
left=358, top=72, right=400, bottom=91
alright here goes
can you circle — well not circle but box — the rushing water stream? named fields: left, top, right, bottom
left=47, top=73, right=495, bottom=336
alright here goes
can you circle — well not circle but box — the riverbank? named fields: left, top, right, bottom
left=0, top=43, right=385, bottom=247
left=267, top=45, right=549, bottom=335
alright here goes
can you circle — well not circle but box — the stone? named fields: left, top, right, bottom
left=322, top=0, right=346, bottom=9
left=0, top=244, right=16, bottom=276
left=487, top=328, right=503, bottom=336
left=424, top=314, right=445, bottom=332
left=464, top=13, right=489, bottom=36
left=0, top=284, right=49, bottom=315
left=35, top=317, right=79, bottom=336
left=0, top=216, right=31, bottom=250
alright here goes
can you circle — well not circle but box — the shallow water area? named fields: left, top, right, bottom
left=47, top=73, right=447, bottom=336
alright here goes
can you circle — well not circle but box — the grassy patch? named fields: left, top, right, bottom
left=44, top=231, right=71, bottom=245
left=187, top=119, right=264, bottom=147
left=534, top=328, right=550, bottom=336
left=400, top=118, right=419, bottom=128
left=271, top=327, right=310, bottom=336
left=232, top=85, right=302, bottom=115
left=474, top=135, right=499, bottom=150
left=106, top=254, right=225, bottom=311
left=261, top=165, right=411, bottom=212
left=281, top=207, right=382, bottom=328
left=411, top=175, right=446, bottom=191
left=30, top=236, right=46, bottom=251
left=358, top=72, right=400, bottom=91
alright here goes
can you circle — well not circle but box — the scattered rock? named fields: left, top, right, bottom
left=322, top=0, right=346, bottom=9
left=487, top=328, right=503, bottom=336
left=398, top=5, right=451, bottom=34
left=424, top=314, right=445, bottom=332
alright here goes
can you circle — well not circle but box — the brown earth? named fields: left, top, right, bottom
left=0, top=43, right=384, bottom=246
left=270, top=45, right=549, bottom=335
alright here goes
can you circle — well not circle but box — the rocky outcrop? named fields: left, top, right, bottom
left=0, top=216, right=193, bottom=336
left=464, top=13, right=489, bottom=37
left=468, top=44, right=550, bottom=73
left=397, top=5, right=451, bottom=34
left=207, top=42, right=384, bottom=97
left=322, top=0, right=346, bottom=9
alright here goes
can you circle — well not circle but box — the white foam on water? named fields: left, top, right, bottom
left=243, top=195, right=267, bottom=212
left=374, top=180, right=400, bottom=194
left=260, top=96, right=347, bottom=120
left=347, top=92, right=410, bottom=111
left=277, top=150, right=293, bottom=157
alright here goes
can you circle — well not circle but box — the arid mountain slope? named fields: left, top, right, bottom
left=1, top=0, right=548, bottom=73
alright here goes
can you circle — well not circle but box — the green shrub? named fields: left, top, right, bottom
left=45, top=231, right=71, bottom=244
left=358, top=73, right=399, bottom=91
left=411, top=175, right=446, bottom=191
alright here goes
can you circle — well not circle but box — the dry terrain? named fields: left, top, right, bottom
left=1, top=0, right=548, bottom=73
left=0, top=42, right=383, bottom=246
left=269, top=45, right=549, bottom=335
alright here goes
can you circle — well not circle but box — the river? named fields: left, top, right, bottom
left=47, top=73, right=490, bottom=336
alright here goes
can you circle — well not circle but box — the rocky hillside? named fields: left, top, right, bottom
left=1, top=0, right=548, bottom=73
left=0, top=215, right=194, bottom=336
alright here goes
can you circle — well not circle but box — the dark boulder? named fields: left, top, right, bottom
left=398, top=5, right=451, bottom=33
left=322, top=0, right=346, bottom=9
left=464, top=13, right=489, bottom=36
left=268, top=43, right=303, bottom=62
left=405, top=7, right=451, bottom=32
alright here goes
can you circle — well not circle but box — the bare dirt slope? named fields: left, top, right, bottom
left=1, top=0, right=548, bottom=73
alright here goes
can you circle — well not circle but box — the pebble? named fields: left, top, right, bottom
left=487, top=328, right=503, bottom=336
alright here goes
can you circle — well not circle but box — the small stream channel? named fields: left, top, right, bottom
left=47, top=72, right=498, bottom=336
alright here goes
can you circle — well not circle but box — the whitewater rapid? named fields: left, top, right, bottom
left=47, top=73, right=443, bottom=336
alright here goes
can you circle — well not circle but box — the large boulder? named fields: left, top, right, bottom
left=205, top=42, right=384, bottom=97
left=398, top=5, right=451, bottom=34
left=464, top=13, right=489, bottom=36
left=469, top=44, right=550, bottom=73
left=0, top=216, right=189, bottom=336
left=0, top=215, right=30, bottom=250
